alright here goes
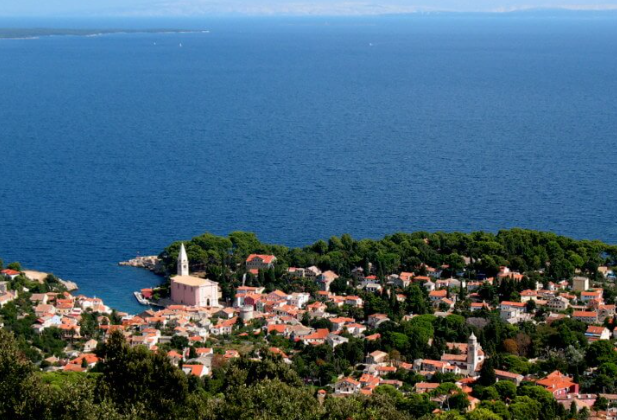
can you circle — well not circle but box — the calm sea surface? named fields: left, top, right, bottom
left=1, top=16, right=616, bottom=312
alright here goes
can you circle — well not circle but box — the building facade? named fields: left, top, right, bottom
left=170, top=244, right=221, bottom=307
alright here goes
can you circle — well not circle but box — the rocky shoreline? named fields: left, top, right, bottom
left=119, top=255, right=163, bottom=273
left=21, top=270, right=79, bottom=292
left=59, top=279, right=79, bottom=292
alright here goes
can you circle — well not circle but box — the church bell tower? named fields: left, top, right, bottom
left=178, top=243, right=189, bottom=276
left=467, top=332, right=480, bottom=376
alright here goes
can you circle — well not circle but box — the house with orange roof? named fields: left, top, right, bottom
left=268, top=347, right=289, bottom=360
left=182, top=364, right=209, bottom=377
left=379, top=379, right=403, bottom=389
left=366, top=350, right=388, bottom=364
left=59, top=323, right=81, bottom=338
left=359, top=373, right=380, bottom=388
left=470, top=302, right=490, bottom=312
left=375, top=366, right=397, bottom=376
left=316, top=271, right=339, bottom=292
left=63, top=364, right=86, bottom=372
left=210, top=317, right=237, bottom=335
left=130, top=334, right=158, bottom=349
left=302, top=328, right=329, bottom=346
left=547, top=296, right=570, bottom=312
left=266, top=324, right=287, bottom=335
left=328, top=295, right=346, bottom=307
left=520, top=289, right=538, bottom=302
left=497, top=267, right=524, bottom=281
left=585, top=325, right=610, bottom=341
left=334, top=377, right=362, bottom=395
left=234, top=285, right=260, bottom=296
left=287, top=292, right=310, bottom=308
left=274, top=304, right=301, bottom=319
left=194, top=347, right=212, bottom=356
left=494, top=369, right=524, bottom=386
left=581, top=289, right=603, bottom=304
left=68, top=353, right=99, bottom=369
left=345, top=323, right=367, bottom=337
left=287, top=267, right=306, bottom=278
left=306, top=301, right=327, bottom=313
left=167, top=350, right=184, bottom=365
left=500, top=301, right=529, bottom=324
left=413, top=359, right=462, bottom=376
left=344, top=295, right=363, bottom=307
left=362, top=281, right=382, bottom=294
left=1, top=269, right=20, bottom=280
left=30, top=293, right=48, bottom=304
left=246, top=254, right=277, bottom=271
left=330, top=317, right=355, bottom=331
left=122, top=316, right=146, bottom=328
left=536, top=371, right=579, bottom=398
left=288, top=325, right=313, bottom=341
left=573, top=310, right=599, bottom=324
left=437, top=298, right=455, bottom=309
left=224, top=349, right=240, bottom=359
left=267, top=289, right=288, bottom=302
left=429, top=290, right=448, bottom=302
left=242, top=293, right=263, bottom=308
left=35, top=303, right=56, bottom=317
left=572, top=276, right=590, bottom=292
left=415, top=382, right=440, bottom=394
left=326, top=333, right=349, bottom=348
left=358, top=387, right=374, bottom=395
left=0, top=290, right=17, bottom=308
left=367, top=313, right=390, bottom=328
left=216, top=307, right=236, bottom=319
left=398, top=272, right=415, bottom=285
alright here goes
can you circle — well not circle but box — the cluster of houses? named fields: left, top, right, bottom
left=0, top=276, right=18, bottom=309
left=4, top=248, right=617, bottom=417
left=31, top=292, right=111, bottom=336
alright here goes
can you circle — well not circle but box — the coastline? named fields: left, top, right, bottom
left=21, top=269, right=79, bottom=292
left=0, top=28, right=210, bottom=40
left=118, top=255, right=163, bottom=273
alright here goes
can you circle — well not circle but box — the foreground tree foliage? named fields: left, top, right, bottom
left=0, top=329, right=441, bottom=420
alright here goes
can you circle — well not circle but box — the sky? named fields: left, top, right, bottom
left=2, top=0, right=617, bottom=17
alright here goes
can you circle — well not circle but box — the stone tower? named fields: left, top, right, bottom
left=178, top=243, right=189, bottom=276
left=467, top=332, right=480, bottom=376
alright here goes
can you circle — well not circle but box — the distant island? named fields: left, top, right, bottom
left=2, top=228, right=617, bottom=420
left=0, top=28, right=209, bottom=39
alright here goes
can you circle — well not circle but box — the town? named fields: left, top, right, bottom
left=2, top=229, right=617, bottom=420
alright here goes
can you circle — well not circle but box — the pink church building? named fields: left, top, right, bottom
left=170, top=244, right=220, bottom=307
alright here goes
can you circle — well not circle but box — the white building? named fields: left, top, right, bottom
left=547, top=296, right=570, bottom=312
left=572, top=276, right=590, bottom=292
left=467, top=333, right=484, bottom=376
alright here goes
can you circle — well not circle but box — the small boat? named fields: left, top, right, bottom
left=133, top=291, right=150, bottom=305
left=179, top=43, right=183, bottom=48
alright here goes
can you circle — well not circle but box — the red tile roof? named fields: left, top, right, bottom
left=246, top=254, right=276, bottom=264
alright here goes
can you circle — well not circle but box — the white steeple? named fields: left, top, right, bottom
left=467, top=332, right=481, bottom=376
left=178, top=243, right=189, bottom=276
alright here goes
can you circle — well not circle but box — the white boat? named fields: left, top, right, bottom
left=133, top=291, right=150, bottom=305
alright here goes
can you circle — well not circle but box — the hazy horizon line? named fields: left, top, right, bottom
left=3, top=5, right=617, bottom=19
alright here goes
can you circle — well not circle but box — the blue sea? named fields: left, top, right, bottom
left=1, top=14, right=616, bottom=312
